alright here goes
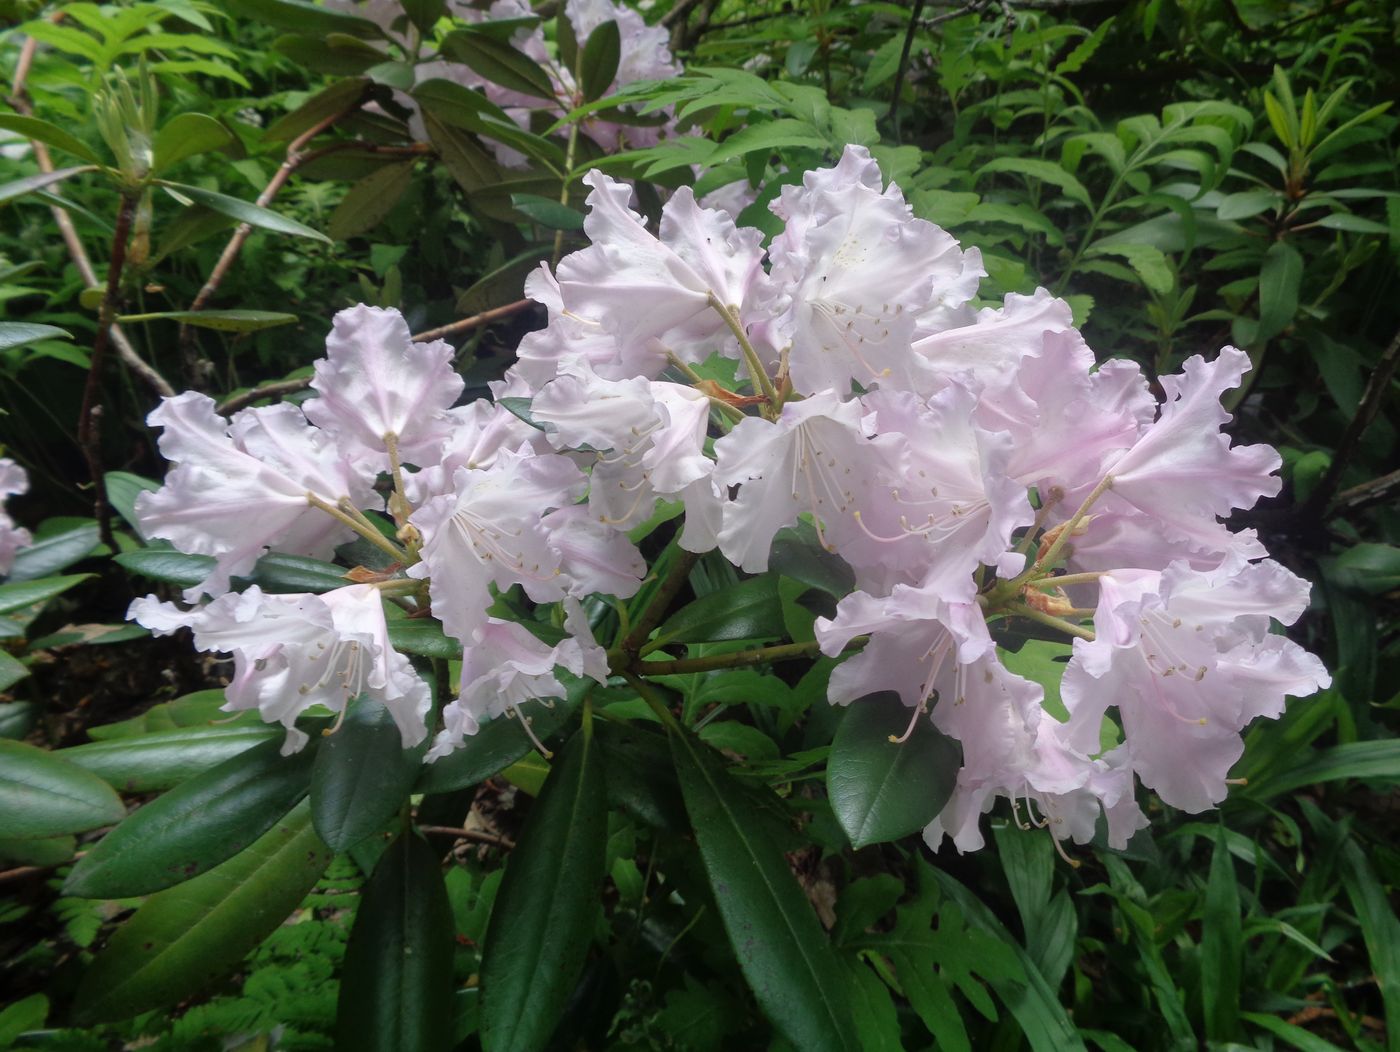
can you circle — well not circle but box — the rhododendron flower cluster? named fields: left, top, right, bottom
left=129, top=144, right=1329, bottom=853
left=0, top=458, right=31, bottom=576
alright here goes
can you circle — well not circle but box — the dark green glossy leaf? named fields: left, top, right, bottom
left=328, top=161, right=417, bottom=240
left=264, top=77, right=370, bottom=142
left=652, top=574, right=784, bottom=648
left=221, top=0, right=384, bottom=38
left=248, top=552, right=349, bottom=593
left=1246, top=741, right=1400, bottom=799
left=769, top=522, right=855, bottom=597
left=1326, top=543, right=1400, bottom=596
left=510, top=193, right=584, bottom=230
left=313, top=698, right=425, bottom=852
left=0, top=739, right=126, bottom=840
left=0, top=833, right=75, bottom=867
left=386, top=617, right=460, bottom=659
left=85, top=689, right=251, bottom=741
left=480, top=724, right=608, bottom=1052
left=0, top=573, right=93, bottom=616
left=114, top=547, right=214, bottom=588
left=0, top=700, right=37, bottom=739
left=422, top=111, right=503, bottom=196
left=64, top=737, right=316, bottom=898
left=417, top=692, right=578, bottom=794
left=152, top=113, right=235, bottom=173
left=578, top=19, right=620, bottom=102
left=0, top=650, right=28, bottom=691
left=1256, top=240, right=1302, bottom=343
left=0, top=321, right=73, bottom=353
left=104, top=471, right=159, bottom=532
left=160, top=181, right=331, bottom=242
left=71, top=801, right=332, bottom=1024
left=442, top=29, right=557, bottom=101
left=1339, top=839, right=1400, bottom=1045
left=669, top=727, right=860, bottom=1052
left=827, top=692, right=961, bottom=849
left=336, top=831, right=454, bottom=1052
left=594, top=719, right=686, bottom=831
left=9, top=522, right=100, bottom=581
left=403, top=0, right=446, bottom=33
left=58, top=725, right=280, bottom=793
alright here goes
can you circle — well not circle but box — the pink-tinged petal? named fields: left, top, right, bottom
left=406, top=401, right=544, bottom=505
left=558, top=597, right=611, bottom=683
left=532, top=368, right=657, bottom=452
left=1099, top=348, right=1282, bottom=554
left=303, top=305, right=465, bottom=468
left=0, top=459, right=28, bottom=499
left=136, top=394, right=372, bottom=600
left=1225, top=633, right=1331, bottom=723
left=543, top=504, right=646, bottom=598
left=911, top=288, right=1074, bottom=392
left=1065, top=512, right=1266, bottom=575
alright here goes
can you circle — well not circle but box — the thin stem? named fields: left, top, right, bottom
left=77, top=188, right=140, bottom=549
left=551, top=105, right=583, bottom=268
left=1007, top=603, right=1096, bottom=642
left=410, top=298, right=531, bottom=343
left=417, top=825, right=515, bottom=850
left=1033, top=570, right=1109, bottom=589
left=620, top=548, right=700, bottom=656
left=1015, top=487, right=1063, bottom=556
left=383, top=431, right=411, bottom=527
left=621, top=670, right=682, bottom=730
left=304, top=492, right=407, bottom=564
left=633, top=639, right=825, bottom=676
left=708, top=292, right=779, bottom=410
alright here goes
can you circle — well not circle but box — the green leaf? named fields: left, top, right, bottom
left=417, top=692, right=579, bottom=794
left=328, top=161, right=418, bottom=240
left=827, top=692, right=961, bottom=849
left=594, top=719, right=687, bottom=831
left=0, top=650, right=27, bottom=691
left=312, top=697, right=425, bottom=852
left=71, top=801, right=332, bottom=1024
left=0, top=739, right=126, bottom=840
left=977, top=157, right=1092, bottom=208
left=421, top=111, right=503, bottom=196
left=1314, top=211, right=1390, bottom=233
left=57, top=725, right=280, bottom=793
left=0, top=700, right=37, bottom=739
left=510, top=193, right=585, bottom=230
left=1339, top=839, right=1400, bottom=1048
left=9, top=522, right=99, bottom=582
left=0, top=993, right=48, bottom=1045
left=403, top=0, right=446, bottom=34
left=160, top=181, right=331, bottom=242
left=578, top=19, right=621, bottom=103
left=1256, top=240, right=1303, bottom=344
left=64, top=737, right=316, bottom=899
left=769, top=522, right=855, bottom=597
left=114, top=547, right=214, bottom=588
left=0, top=114, right=101, bottom=163
left=0, top=165, right=98, bottom=206
left=0, top=832, right=74, bottom=866
left=1085, top=242, right=1174, bottom=294
left=669, top=726, right=860, bottom=1052
left=1201, top=825, right=1242, bottom=1041
left=102, top=473, right=157, bottom=529
left=248, top=551, right=349, bottom=593
left=706, top=119, right=831, bottom=165
left=152, top=113, right=235, bottom=173
left=1325, top=543, right=1400, bottom=595
left=220, top=0, right=385, bottom=38
left=85, top=689, right=254, bottom=741
left=0, top=573, right=92, bottom=616
left=264, top=77, right=369, bottom=142
left=336, top=830, right=455, bottom=1052
left=386, top=617, right=461, bottom=660
left=1217, top=189, right=1279, bottom=221
left=0, top=321, right=73, bottom=352
left=481, top=723, right=608, bottom=1052
left=1241, top=1012, right=1349, bottom=1051
left=651, top=574, right=785, bottom=648
left=441, top=29, right=557, bottom=101
left=115, top=309, right=299, bottom=332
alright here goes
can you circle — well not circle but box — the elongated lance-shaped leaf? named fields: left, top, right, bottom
left=64, top=737, right=316, bottom=898
left=312, top=696, right=426, bottom=852
left=336, top=830, right=454, bottom=1052
left=480, top=720, right=608, bottom=1052
left=669, top=726, right=861, bottom=1052
left=72, top=801, right=331, bottom=1024
left=0, top=739, right=126, bottom=840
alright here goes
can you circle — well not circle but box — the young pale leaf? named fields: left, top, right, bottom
left=670, top=726, right=861, bottom=1052
left=58, top=725, right=280, bottom=793
left=0, top=740, right=126, bottom=840
left=159, top=181, right=331, bottom=242
left=312, top=697, right=425, bottom=852
left=71, top=801, right=332, bottom=1024
left=480, top=724, right=608, bottom=1052
left=152, top=113, right=235, bottom=173
left=336, top=831, right=455, bottom=1052
left=64, top=737, right=316, bottom=899
left=827, top=692, right=961, bottom=849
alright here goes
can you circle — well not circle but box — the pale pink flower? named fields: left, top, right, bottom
left=0, top=458, right=31, bottom=576
left=135, top=393, right=375, bottom=600
left=130, top=584, right=431, bottom=754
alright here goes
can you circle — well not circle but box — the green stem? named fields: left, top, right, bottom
left=1032, top=571, right=1108, bottom=589
left=620, top=547, right=700, bottom=655
left=634, top=639, right=824, bottom=676
left=305, top=492, right=408, bottom=564
left=1007, top=602, right=1096, bottom=642
left=383, top=431, right=411, bottom=528
left=621, top=670, right=682, bottom=730
left=988, top=474, right=1114, bottom=607
left=708, top=292, right=779, bottom=410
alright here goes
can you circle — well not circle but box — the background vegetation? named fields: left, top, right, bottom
left=0, top=0, right=1396, bottom=1049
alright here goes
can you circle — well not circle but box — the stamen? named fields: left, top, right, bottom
left=510, top=704, right=555, bottom=759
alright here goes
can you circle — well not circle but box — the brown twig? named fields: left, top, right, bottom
left=887, top=0, right=928, bottom=142
left=409, top=298, right=532, bottom=343
left=1302, top=325, right=1400, bottom=519
left=8, top=32, right=174, bottom=400
left=620, top=548, right=700, bottom=657
left=417, top=824, right=515, bottom=850
left=1330, top=468, right=1400, bottom=516
left=177, top=94, right=369, bottom=386
left=77, top=189, right=140, bottom=549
